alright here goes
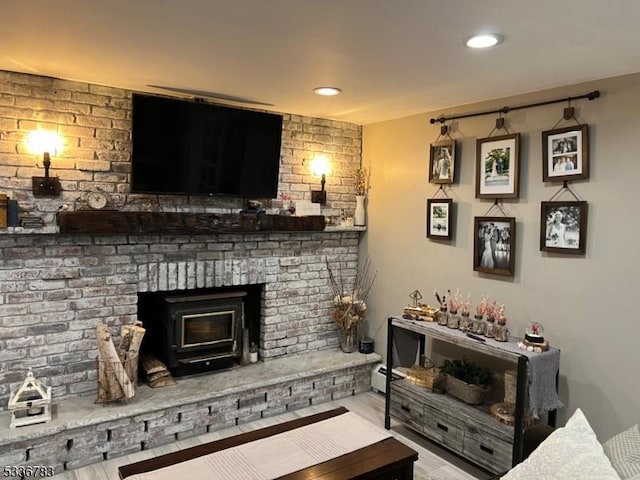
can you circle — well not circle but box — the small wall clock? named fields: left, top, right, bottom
left=80, top=191, right=112, bottom=210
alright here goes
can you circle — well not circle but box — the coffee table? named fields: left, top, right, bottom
left=119, top=406, right=418, bottom=480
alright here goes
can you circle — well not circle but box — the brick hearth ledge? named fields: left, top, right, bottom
left=0, top=350, right=380, bottom=474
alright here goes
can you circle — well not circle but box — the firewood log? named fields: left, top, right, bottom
left=141, top=354, right=168, bottom=375
left=96, top=358, right=109, bottom=403
left=117, top=327, right=132, bottom=363
left=149, top=376, right=176, bottom=388
left=96, top=324, right=135, bottom=400
left=148, top=370, right=171, bottom=382
left=124, top=324, right=145, bottom=360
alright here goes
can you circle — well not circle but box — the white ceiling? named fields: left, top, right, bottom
left=2, top=0, right=640, bottom=125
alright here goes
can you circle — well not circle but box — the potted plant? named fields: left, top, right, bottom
left=440, top=357, right=492, bottom=404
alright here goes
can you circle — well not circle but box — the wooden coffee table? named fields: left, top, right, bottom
left=119, top=407, right=418, bottom=480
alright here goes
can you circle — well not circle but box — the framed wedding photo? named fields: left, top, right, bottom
left=476, top=133, right=520, bottom=199
left=542, top=124, right=589, bottom=182
left=429, top=140, right=456, bottom=184
left=426, top=198, right=453, bottom=240
left=473, top=216, right=516, bottom=276
left=540, top=201, right=588, bottom=254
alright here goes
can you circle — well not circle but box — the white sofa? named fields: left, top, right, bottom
left=501, top=408, right=640, bottom=480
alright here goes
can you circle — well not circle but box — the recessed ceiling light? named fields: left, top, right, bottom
left=465, top=34, right=504, bottom=49
left=313, top=87, right=342, bottom=96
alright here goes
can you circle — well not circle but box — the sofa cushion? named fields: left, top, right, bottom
left=501, top=408, right=620, bottom=479
left=603, top=424, right=640, bottom=479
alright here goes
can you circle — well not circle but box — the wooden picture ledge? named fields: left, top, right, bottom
left=57, top=211, right=325, bottom=235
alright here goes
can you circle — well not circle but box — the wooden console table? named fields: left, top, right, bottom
left=383, top=316, right=559, bottom=473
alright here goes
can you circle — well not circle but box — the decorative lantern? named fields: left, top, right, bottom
left=8, top=368, right=52, bottom=428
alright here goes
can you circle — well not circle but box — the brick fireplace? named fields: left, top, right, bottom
left=0, top=228, right=361, bottom=408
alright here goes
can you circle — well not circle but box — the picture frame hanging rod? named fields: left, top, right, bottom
left=429, top=90, right=600, bottom=124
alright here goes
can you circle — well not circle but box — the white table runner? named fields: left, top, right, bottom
left=127, top=411, right=392, bottom=480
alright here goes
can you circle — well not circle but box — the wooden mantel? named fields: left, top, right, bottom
left=57, top=211, right=326, bottom=235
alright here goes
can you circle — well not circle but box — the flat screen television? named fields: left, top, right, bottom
left=131, top=93, right=283, bottom=198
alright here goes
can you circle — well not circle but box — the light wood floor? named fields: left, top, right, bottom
left=52, top=391, right=493, bottom=480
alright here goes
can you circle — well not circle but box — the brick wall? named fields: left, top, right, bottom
left=0, top=70, right=364, bottom=407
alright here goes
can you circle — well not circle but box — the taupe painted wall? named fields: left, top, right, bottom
left=361, top=73, right=640, bottom=440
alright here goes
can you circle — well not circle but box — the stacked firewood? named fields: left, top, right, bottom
left=96, top=322, right=145, bottom=403
left=141, top=354, right=176, bottom=388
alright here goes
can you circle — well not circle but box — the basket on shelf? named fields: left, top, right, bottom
left=445, top=374, right=489, bottom=405
left=406, top=365, right=444, bottom=390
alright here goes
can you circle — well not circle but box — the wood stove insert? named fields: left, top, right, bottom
left=139, top=291, right=248, bottom=377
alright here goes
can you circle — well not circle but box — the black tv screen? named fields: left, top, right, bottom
left=131, top=94, right=283, bottom=198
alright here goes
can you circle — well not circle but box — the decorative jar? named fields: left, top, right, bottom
left=437, top=306, right=449, bottom=326
left=459, top=312, right=472, bottom=332
left=495, top=314, right=508, bottom=342
left=471, top=314, right=485, bottom=335
left=495, top=325, right=509, bottom=342
left=484, top=317, right=496, bottom=338
left=447, top=310, right=459, bottom=329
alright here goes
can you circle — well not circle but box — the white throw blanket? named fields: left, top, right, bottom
left=127, top=411, right=392, bottom=480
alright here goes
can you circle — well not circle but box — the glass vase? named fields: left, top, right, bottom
left=339, top=324, right=358, bottom=353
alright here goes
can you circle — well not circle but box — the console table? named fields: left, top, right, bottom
left=383, top=316, right=560, bottom=473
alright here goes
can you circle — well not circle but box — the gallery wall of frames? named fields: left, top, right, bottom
left=426, top=91, right=597, bottom=277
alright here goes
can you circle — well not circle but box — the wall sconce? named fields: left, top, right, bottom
left=25, top=130, right=63, bottom=197
left=310, top=155, right=330, bottom=204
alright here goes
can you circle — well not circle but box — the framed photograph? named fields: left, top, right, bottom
left=540, top=201, right=588, bottom=254
left=473, top=216, right=516, bottom=276
left=475, top=133, right=520, bottom=199
left=429, top=140, right=456, bottom=184
left=427, top=198, right=453, bottom=239
left=542, top=125, right=589, bottom=182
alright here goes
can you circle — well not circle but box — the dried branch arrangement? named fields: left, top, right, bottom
left=326, top=257, right=377, bottom=330
left=353, top=167, right=371, bottom=196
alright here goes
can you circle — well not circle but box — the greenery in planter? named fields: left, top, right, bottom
left=440, top=358, right=492, bottom=385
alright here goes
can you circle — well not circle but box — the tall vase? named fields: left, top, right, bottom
left=354, top=195, right=366, bottom=226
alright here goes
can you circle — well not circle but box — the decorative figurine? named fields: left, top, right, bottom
left=402, top=289, right=437, bottom=320
left=517, top=322, right=549, bottom=352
